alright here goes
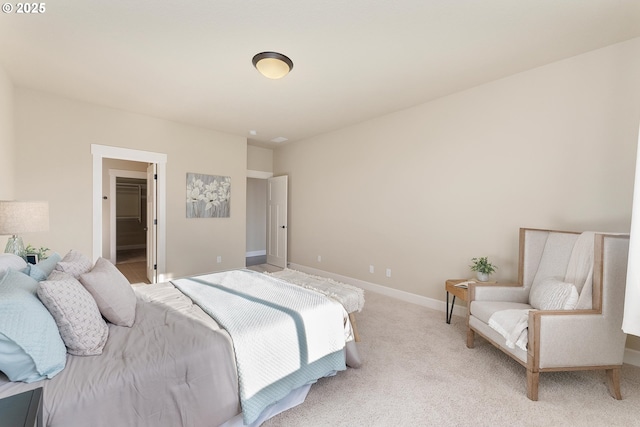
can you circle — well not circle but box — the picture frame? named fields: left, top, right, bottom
left=25, top=253, right=39, bottom=265
left=186, top=172, right=231, bottom=218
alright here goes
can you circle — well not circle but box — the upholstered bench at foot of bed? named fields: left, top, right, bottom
left=265, top=268, right=365, bottom=341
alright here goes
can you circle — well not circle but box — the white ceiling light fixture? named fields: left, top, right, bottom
left=252, top=52, right=293, bottom=79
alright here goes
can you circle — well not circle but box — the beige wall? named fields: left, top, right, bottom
left=247, top=145, right=274, bottom=173
left=274, top=38, right=640, bottom=302
left=12, top=88, right=247, bottom=279
left=0, top=65, right=14, bottom=249
left=0, top=65, right=14, bottom=200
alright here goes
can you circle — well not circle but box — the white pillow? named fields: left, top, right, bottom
left=529, top=277, right=579, bottom=310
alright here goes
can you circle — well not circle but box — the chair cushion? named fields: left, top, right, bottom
left=470, top=301, right=532, bottom=324
left=530, top=277, right=579, bottom=310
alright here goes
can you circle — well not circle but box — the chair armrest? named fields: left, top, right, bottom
left=468, top=282, right=529, bottom=304
left=529, top=310, right=626, bottom=368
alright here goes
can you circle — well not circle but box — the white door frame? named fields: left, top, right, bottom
left=108, top=169, right=147, bottom=264
left=92, top=144, right=167, bottom=282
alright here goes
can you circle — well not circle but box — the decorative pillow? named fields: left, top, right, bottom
left=529, top=277, right=579, bottom=310
left=29, top=252, right=62, bottom=282
left=0, top=253, right=28, bottom=275
left=37, top=275, right=109, bottom=356
left=80, top=257, right=136, bottom=327
left=0, top=269, right=67, bottom=382
left=3, top=268, right=40, bottom=294
left=55, top=250, right=93, bottom=279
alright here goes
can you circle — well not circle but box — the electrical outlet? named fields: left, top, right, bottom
left=386, top=268, right=391, bottom=277
left=317, top=255, right=322, bottom=262
left=369, top=265, right=374, bottom=274
left=217, top=256, right=222, bottom=263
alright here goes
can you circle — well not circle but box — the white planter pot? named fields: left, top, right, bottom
left=476, top=272, right=489, bottom=282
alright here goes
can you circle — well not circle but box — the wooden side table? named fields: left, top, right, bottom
left=445, top=279, right=470, bottom=324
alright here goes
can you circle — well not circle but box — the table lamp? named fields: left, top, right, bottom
left=0, top=201, right=49, bottom=257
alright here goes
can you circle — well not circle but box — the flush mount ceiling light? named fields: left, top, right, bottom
left=252, top=52, right=293, bottom=79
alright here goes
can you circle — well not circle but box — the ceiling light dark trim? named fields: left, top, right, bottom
left=252, top=51, right=294, bottom=79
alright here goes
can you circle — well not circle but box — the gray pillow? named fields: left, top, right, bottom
left=79, top=257, right=136, bottom=327
left=37, top=275, right=109, bottom=356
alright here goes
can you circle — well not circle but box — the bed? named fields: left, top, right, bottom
left=0, top=252, right=360, bottom=427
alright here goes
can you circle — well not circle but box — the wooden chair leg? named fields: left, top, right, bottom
left=349, top=313, right=360, bottom=342
left=606, top=367, right=623, bottom=400
left=466, top=328, right=475, bottom=348
left=527, top=369, right=539, bottom=401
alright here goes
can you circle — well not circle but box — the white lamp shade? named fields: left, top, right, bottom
left=0, top=201, right=49, bottom=235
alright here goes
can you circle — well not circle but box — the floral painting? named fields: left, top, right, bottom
left=186, top=173, right=231, bottom=218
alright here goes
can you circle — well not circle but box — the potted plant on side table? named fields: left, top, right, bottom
left=470, top=257, right=496, bottom=282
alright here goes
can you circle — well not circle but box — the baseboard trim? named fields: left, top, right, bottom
left=116, top=244, right=146, bottom=250
left=624, top=347, right=640, bottom=368
left=287, top=263, right=467, bottom=318
left=246, top=250, right=267, bottom=257
left=287, top=262, right=639, bottom=367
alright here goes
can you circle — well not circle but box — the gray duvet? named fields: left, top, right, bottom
left=0, top=279, right=359, bottom=427
left=0, top=297, right=241, bottom=427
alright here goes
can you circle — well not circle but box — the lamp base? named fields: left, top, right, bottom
left=5, top=235, right=25, bottom=257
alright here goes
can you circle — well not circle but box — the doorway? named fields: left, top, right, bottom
left=111, top=172, right=148, bottom=283
left=245, top=172, right=288, bottom=269
left=246, top=177, right=268, bottom=266
left=91, top=144, right=167, bottom=284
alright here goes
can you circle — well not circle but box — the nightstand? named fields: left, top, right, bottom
left=445, top=279, right=469, bottom=324
left=0, top=388, right=43, bottom=427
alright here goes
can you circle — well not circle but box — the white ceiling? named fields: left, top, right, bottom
left=1, top=1, right=639, bottom=147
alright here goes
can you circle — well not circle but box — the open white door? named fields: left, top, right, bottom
left=146, top=163, right=157, bottom=283
left=267, top=175, right=288, bottom=268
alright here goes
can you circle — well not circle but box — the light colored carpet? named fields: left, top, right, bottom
left=262, top=291, right=640, bottom=427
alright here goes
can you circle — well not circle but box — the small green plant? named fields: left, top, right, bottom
left=25, top=244, right=50, bottom=260
left=470, top=257, right=497, bottom=275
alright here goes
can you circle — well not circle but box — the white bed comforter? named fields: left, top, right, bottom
left=172, top=269, right=347, bottom=425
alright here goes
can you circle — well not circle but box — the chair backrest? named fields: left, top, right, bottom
left=518, top=228, right=580, bottom=288
left=519, top=228, right=629, bottom=315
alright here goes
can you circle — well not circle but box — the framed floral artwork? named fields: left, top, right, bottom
left=186, top=173, right=231, bottom=218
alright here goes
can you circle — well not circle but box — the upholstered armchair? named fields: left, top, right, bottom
left=466, top=228, right=630, bottom=400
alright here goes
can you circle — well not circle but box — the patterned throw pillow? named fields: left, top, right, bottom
left=55, top=250, right=93, bottom=279
left=37, top=274, right=109, bottom=356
